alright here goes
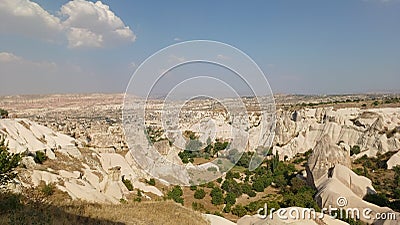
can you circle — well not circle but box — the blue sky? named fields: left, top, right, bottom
left=0, top=0, right=399, bottom=95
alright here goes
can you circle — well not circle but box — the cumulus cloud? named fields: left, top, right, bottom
left=0, top=0, right=63, bottom=41
left=67, top=27, right=104, bottom=48
left=0, top=52, right=22, bottom=62
left=0, top=0, right=135, bottom=48
left=60, top=0, right=136, bottom=48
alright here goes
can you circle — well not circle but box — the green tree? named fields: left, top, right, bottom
left=0, top=136, right=21, bottom=185
left=168, top=185, right=184, bottom=205
left=210, top=187, right=224, bottom=205
left=237, top=152, right=253, bottom=168
left=194, top=189, right=206, bottom=199
left=122, top=177, right=134, bottom=191
left=34, top=151, right=47, bottom=164
left=350, top=145, right=361, bottom=156
left=363, top=193, right=389, bottom=207
left=0, top=109, right=8, bottom=118
left=252, top=180, right=266, bottom=192
left=214, top=141, right=229, bottom=152
left=190, top=185, right=197, bottom=191
left=221, top=178, right=242, bottom=197
left=231, top=204, right=247, bottom=217
left=224, top=192, right=236, bottom=205
left=146, top=178, right=156, bottom=186
left=271, top=152, right=280, bottom=174
left=223, top=203, right=232, bottom=213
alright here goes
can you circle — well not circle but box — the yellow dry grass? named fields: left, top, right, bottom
left=0, top=191, right=210, bottom=225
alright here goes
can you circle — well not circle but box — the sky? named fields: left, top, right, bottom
left=0, top=0, right=399, bottom=96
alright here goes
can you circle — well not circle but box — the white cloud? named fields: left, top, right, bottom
left=0, top=52, right=57, bottom=69
left=0, top=0, right=135, bottom=48
left=174, top=37, right=181, bottom=41
left=67, top=27, right=103, bottom=48
left=60, top=0, right=136, bottom=48
left=0, top=52, right=22, bottom=62
left=0, top=0, right=63, bottom=41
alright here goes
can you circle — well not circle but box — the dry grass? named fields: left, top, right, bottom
left=74, top=201, right=210, bottom=225
left=0, top=188, right=210, bottom=225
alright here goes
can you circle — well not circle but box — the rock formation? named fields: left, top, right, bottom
left=0, top=119, right=162, bottom=203
left=306, top=136, right=400, bottom=225
left=387, top=151, right=400, bottom=169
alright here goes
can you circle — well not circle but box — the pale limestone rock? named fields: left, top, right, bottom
left=0, top=119, right=80, bottom=159
left=20, top=156, right=36, bottom=169
left=154, top=139, right=170, bottom=155
left=204, top=214, right=236, bottom=225
left=387, top=151, right=400, bottom=169
left=272, top=108, right=400, bottom=160
left=306, top=135, right=351, bottom=187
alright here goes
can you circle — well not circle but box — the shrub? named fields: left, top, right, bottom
left=221, top=179, right=242, bottom=197
left=252, top=180, right=265, bottom=192
left=122, top=178, right=134, bottom=191
left=146, top=178, right=156, bottom=186
left=223, top=203, right=232, bottom=213
left=0, top=109, right=8, bottom=118
left=241, top=183, right=256, bottom=197
left=168, top=185, right=184, bottom=205
left=224, top=192, right=236, bottom=205
left=194, top=189, right=206, bottom=199
left=210, top=187, right=224, bottom=205
left=290, top=177, right=307, bottom=193
left=206, top=182, right=215, bottom=188
left=350, top=145, right=361, bottom=156
left=282, top=183, right=319, bottom=210
left=231, top=204, right=247, bottom=217
left=214, top=141, right=229, bottom=152
left=0, top=192, right=21, bottom=212
left=237, top=152, right=253, bottom=168
left=41, top=183, right=55, bottom=196
left=34, top=151, right=47, bottom=164
left=225, top=171, right=240, bottom=179
left=363, top=193, right=389, bottom=207
left=190, top=185, right=197, bottom=191
left=247, top=190, right=257, bottom=197
left=393, top=188, right=400, bottom=199
left=0, top=136, right=21, bottom=185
